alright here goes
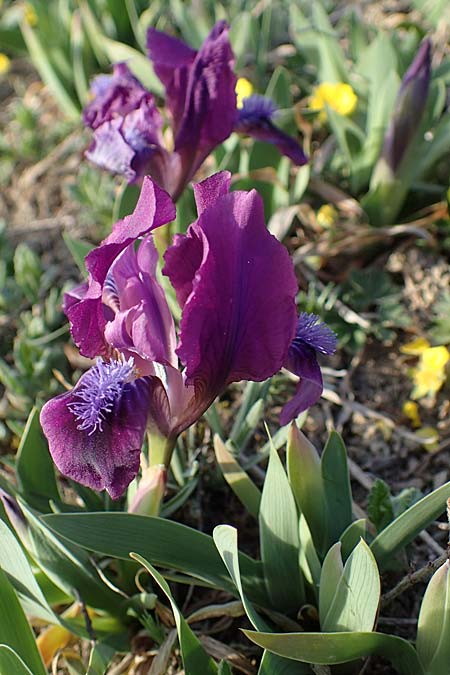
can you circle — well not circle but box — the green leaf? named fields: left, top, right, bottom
left=63, top=234, right=94, bottom=276
left=326, top=107, right=365, bottom=166
left=130, top=553, right=218, bottom=675
left=99, top=36, right=163, bottom=95
left=320, top=540, right=380, bottom=632
left=0, top=520, right=56, bottom=624
left=16, top=408, right=59, bottom=510
left=218, top=661, right=232, bottom=675
left=298, top=514, right=321, bottom=592
left=318, top=543, right=343, bottom=627
left=213, top=525, right=269, bottom=632
left=70, top=10, right=89, bottom=106
left=0, top=646, right=35, bottom=675
left=321, top=432, right=353, bottom=547
left=259, top=441, right=303, bottom=612
left=416, top=560, right=450, bottom=674
left=13, top=243, right=42, bottom=304
left=289, top=3, right=347, bottom=83
left=265, top=67, right=292, bottom=109
left=86, top=641, right=117, bottom=675
left=243, top=630, right=424, bottom=674
left=214, top=527, right=306, bottom=674
left=21, top=505, right=123, bottom=617
left=214, top=436, right=261, bottom=519
left=340, top=519, right=371, bottom=560
left=43, top=513, right=269, bottom=606
left=229, top=11, right=258, bottom=72
left=258, top=651, right=312, bottom=674
left=367, top=479, right=394, bottom=532
left=20, top=22, right=79, bottom=119
left=287, top=424, right=326, bottom=556
left=0, top=568, right=47, bottom=675
left=370, top=480, right=450, bottom=569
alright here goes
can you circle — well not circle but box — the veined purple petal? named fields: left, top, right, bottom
left=40, top=359, right=153, bottom=499
left=147, top=28, right=196, bottom=134
left=164, top=175, right=298, bottom=423
left=148, top=22, right=237, bottom=197
left=280, top=313, right=337, bottom=425
left=164, top=171, right=232, bottom=309
left=83, top=63, right=155, bottom=130
left=83, top=63, right=169, bottom=183
left=86, top=118, right=137, bottom=182
left=174, top=22, right=237, bottom=151
left=66, top=178, right=175, bottom=359
left=104, top=236, right=177, bottom=368
left=193, top=170, right=231, bottom=215
left=235, top=94, right=308, bottom=166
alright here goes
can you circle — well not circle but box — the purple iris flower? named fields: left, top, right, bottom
left=40, top=173, right=334, bottom=499
left=83, top=63, right=170, bottom=185
left=83, top=22, right=307, bottom=200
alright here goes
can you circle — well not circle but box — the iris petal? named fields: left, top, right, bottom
left=40, top=366, right=154, bottom=499
left=235, top=95, right=308, bottom=166
left=148, top=22, right=236, bottom=198
left=104, top=236, right=177, bottom=368
left=65, top=177, right=175, bottom=358
left=280, top=313, right=337, bottom=424
left=164, top=174, right=298, bottom=422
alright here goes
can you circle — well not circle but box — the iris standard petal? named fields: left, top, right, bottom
left=235, top=95, right=308, bottom=166
left=83, top=63, right=156, bottom=130
left=65, top=178, right=175, bottom=358
left=40, top=359, right=153, bottom=499
left=174, top=21, right=237, bottom=154
left=193, top=170, right=231, bottom=215
left=104, top=236, right=177, bottom=367
left=148, top=22, right=237, bottom=198
left=147, top=28, right=196, bottom=134
left=83, top=63, right=168, bottom=183
left=164, top=175, right=298, bottom=415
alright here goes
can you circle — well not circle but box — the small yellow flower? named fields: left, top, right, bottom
left=415, top=426, right=440, bottom=452
left=411, top=346, right=449, bottom=399
left=403, top=400, right=421, bottom=428
left=400, top=337, right=430, bottom=355
left=24, top=3, right=38, bottom=27
left=421, top=346, right=450, bottom=371
left=235, top=77, right=253, bottom=109
left=0, top=53, right=10, bottom=76
left=317, top=204, right=338, bottom=228
left=310, top=82, right=357, bottom=121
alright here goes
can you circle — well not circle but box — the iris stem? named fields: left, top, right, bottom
left=147, top=431, right=175, bottom=469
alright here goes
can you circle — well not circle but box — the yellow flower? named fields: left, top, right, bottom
left=411, top=346, right=450, bottom=399
left=317, top=204, right=338, bottom=228
left=310, top=82, right=357, bottom=121
left=400, top=337, right=430, bottom=355
left=0, top=53, right=10, bottom=76
left=421, top=346, right=450, bottom=371
left=235, top=77, right=253, bottom=109
left=402, top=400, right=421, bottom=428
left=24, top=3, right=38, bottom=27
